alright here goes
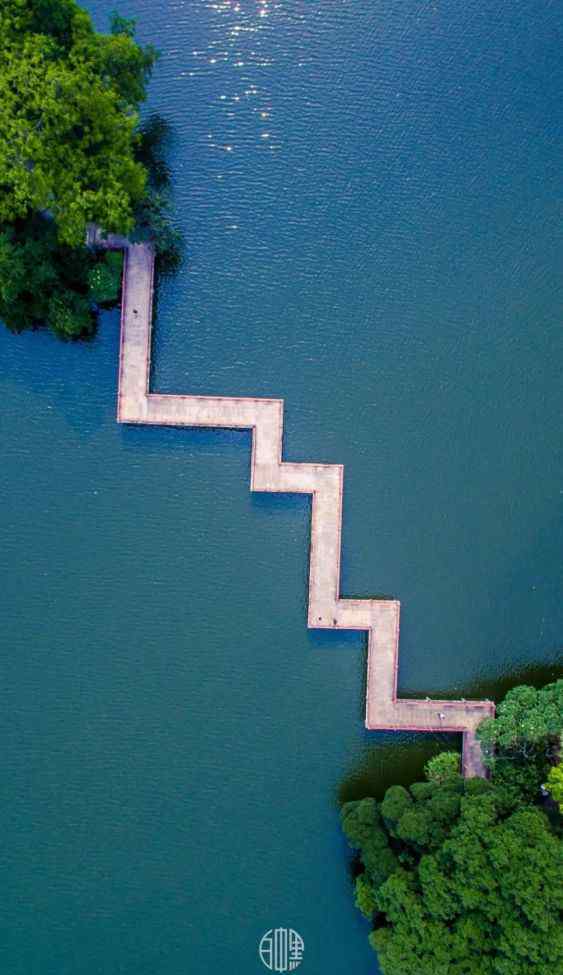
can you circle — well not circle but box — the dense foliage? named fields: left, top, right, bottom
left=477, top=679, right=563, bottom=802
left=0, top=214, right=122, bottom=337
left=341, top=681, right=563, bottom=975
left=0, top=0, right=156, bottom=245
left=0, top=1, right=179, bottom=339
left=546, top=764, right=563, bottom=812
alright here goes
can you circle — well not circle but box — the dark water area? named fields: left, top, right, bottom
left=1, top=1, right=562, bottom=972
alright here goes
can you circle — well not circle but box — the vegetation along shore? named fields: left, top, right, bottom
left=0, top=0, right=179, bottom=340
left=341, top=679, right=563, bottom=975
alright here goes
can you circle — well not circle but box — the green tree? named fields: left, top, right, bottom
left=87, top=250, right=123, bottom=305
left=0, top=0, right=157, bottom=246
left=341, top=725, right=562, bottom=974
left=0, top=1, right=174, bottom=339
left=425, top=750, right=460, bottom=784
left=546, top=764, right=563, bottom=813
left=341, top=797, right=398, bottom=889
left=477, top=679, right=563, bottom=802
left=47, top=290, right=93, bottom=339
left=378, top=775, right=469, bottom=854
left=371, top=800, right=562, bottom=975
left=0, top=215, right=122, bottom=338
left=354, top=873, right=377, bottom=919
left=478, top=680, right=563, bottom=759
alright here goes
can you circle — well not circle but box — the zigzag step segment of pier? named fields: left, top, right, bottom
left=101, top=233, right=494, bottom=777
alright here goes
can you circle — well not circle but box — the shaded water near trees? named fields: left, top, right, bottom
left=1, top=2, right=562, bottom=972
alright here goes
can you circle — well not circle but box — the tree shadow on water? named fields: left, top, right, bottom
left=338, top=731, right=461, bottom=805
left=119, top=422, right=251, bottom=460
left=399, top=658, right=563, bottom=703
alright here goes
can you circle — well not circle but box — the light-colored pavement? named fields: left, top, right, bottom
left=111, top=239, right=494, bottom=778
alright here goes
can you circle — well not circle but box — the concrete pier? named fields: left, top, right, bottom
left=110, top=237, right=494, bottom=778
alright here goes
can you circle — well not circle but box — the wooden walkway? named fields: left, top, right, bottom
left=106, top=235, right=494, bottom=778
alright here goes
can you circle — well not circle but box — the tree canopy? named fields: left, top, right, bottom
left=0, top=205, right=122, bottom=338
left=371, top=797, right=561, bottom=975
left=477, top=678, right=563, bottom=801
left=0, top=1, right=181, bottom=339
left=424, top=750, right=460, bottom=784
left=0, top=0, right=157, bottom=246
left=341, top=680, right=563, bottom=975
left=477, top=680, right=563, bottom=758
left=546, top=764, right=563, bottom=813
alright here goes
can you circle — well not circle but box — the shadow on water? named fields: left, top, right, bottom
left=338, top=731, right=460, bottom=804
left=251, top=490, right=310, bottom=517
left=120, top=421, right=251, bottom=458
left=399, top=658, right=563, bottom=703
left=307, top=627, right=362, bottom=651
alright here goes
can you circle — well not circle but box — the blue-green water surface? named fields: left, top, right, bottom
left=1, top=2, right=562, bottom=972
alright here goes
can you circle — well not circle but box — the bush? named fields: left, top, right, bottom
left=0, top=217, right=89, bottom=332
left=424, top=750, right=460, bottom=784
left=87, top=251, right=123, bottom=306
left=546, top=764, right=563, bottom=812
left=477, top=678, right=563, bottom=803
left=47, top=291, right=94, bottom=339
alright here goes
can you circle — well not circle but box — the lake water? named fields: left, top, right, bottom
left=1, top=1, right=562, bottom=972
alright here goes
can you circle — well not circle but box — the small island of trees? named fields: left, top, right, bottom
left=341, top=679, right=563, bottom=975
left=0, top=0, right=178, bottom=339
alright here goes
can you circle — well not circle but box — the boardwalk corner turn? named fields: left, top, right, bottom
left=101, top=232, right=494, bottom=778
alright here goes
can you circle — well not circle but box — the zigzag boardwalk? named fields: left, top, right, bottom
left=108, top=236, right=494, bottom=777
